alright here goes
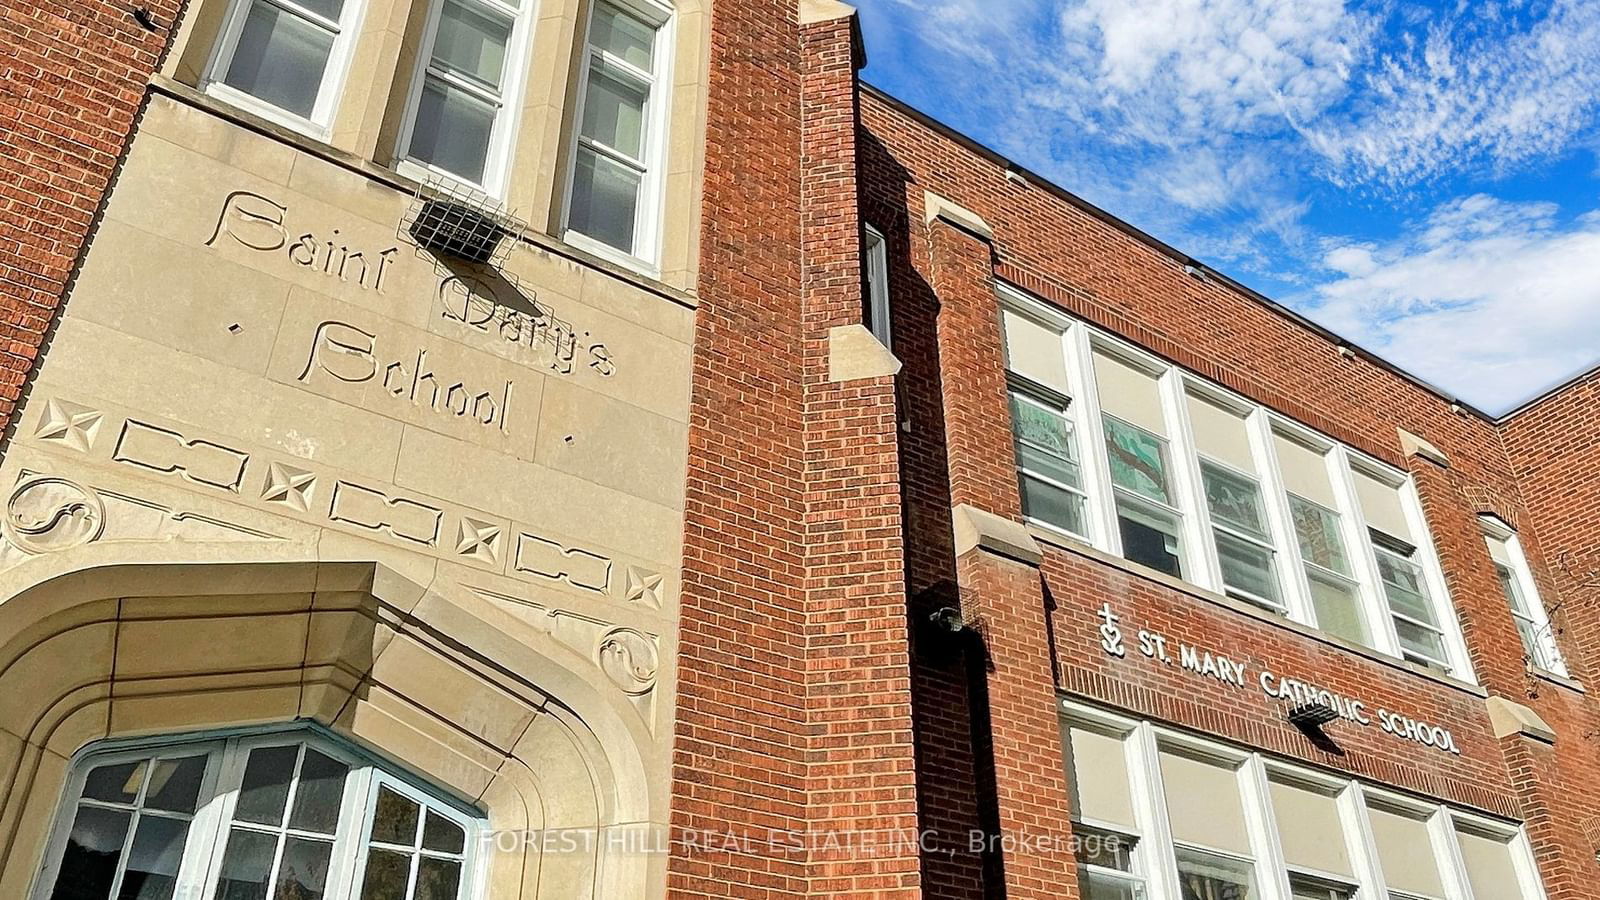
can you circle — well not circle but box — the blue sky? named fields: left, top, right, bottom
left=856, top=0, right=1600, bottom=414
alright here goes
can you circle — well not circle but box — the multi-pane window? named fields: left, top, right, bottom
left=1482, top=516, right=1566, bottom=675
left=399, top=0, right=530, bottom=193
left=566, top=0, right=671, bottom=262
left=206, top=0, right=364, bottom=131
left=32, top=731, right=481, bottom=900
left=1096, top=349, right=1185, bottom=578
left=995, top=285, right=1471, bottom=678
left=1061, top=704, right=1547, bottom=900
left=863, top=224, right=892, bottom=348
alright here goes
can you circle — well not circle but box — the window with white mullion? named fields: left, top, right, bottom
left=1249, top=410, right=1319, bottom=628
left=1395, top=475, right=1473, bottom=680
left=205, top=0, right=363, bottom=131
left=1162, top=370, right=1226, bottom=597
left=566, top=0, right=670, bottom=263
left=399, top=0, right=529, bottom=194
left=1095, top=341, right=1188, bottom=579
left=1326, top=443, right=1403, bottom=659
left=1009, top=378, right=1092, bottom=540
left=1484, top=517, right=1565, bottom=674
left=1068, top=322, right=1122, bottom=553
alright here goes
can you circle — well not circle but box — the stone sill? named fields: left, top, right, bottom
left=1026, top=522, right=1490, bottom=699
left=144, top=76, right=699, bottom=313
left=1531, top=666, right=1583, bottom=695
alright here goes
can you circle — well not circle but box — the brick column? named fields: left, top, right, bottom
left=924, top=206, right=1081, bottom=900
left=0, top=2, right=181, bottom=438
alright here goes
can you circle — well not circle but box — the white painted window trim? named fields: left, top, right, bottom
left=1059, top=700, right=1549, bottom=900
left=1480, top=515, right=1567, bottom=677
left=863, top=223, right=892, bottom=348
left=29, top=728, right=485, bottom=900
left=395, top=0, right=539, bottom=198
left=560, top=0, right=676, bottom=273
left=201, top=0, right=368, bottom=139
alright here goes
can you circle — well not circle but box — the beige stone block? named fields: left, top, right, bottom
left=0, top=744, right=67, bottom=899
left=530, top=380, right=686, bottom=509
left=298, top=662, right=364, bottom=725
left=304, top=609, right=393, bottom=675
left=115, top=613, right=309, bottom=679
left=68, top=219, right=291, bottom=377
left=38, top=318, right=404, bottom=482
left=1486, top=695, right=1556, bottom=743
left=139, top=94, right=298, bottom=185
left=952, top=503, right=1043, bottom=566
left=316, top=533, right=439, bottom=605
left=0, top=622, right=116, bottom=744
left=574, top=264, right=696, bottom=342
left=392, top=426, right=683, bottom=566
left=334, top=682, right=502, bottom=798
left=924, top=190, right=994, bottom=239
left=267, top=293, right=543, bottom=461
left=119, top=591, right=315, bottom=622
left=508, top=714, right=602, bottom=828
left=532, top=837, right=600, bottom=899
left=369, top=635, right=537, bottom=752
left=109, top=672, right=302, bottom=737
left=828, top=323, right=901, bottom=381
left=285, top=150, right=414, bottom=243
left=40, top=685, right=112, bottom=759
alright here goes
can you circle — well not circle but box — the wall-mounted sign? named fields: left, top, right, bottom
left=1096, top=603, right=1461, bottom=755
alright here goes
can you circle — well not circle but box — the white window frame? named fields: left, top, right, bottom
left=864, top=223, right=892, bottom=348
left=1480, top=516, right=1566, bottom=676
left=997, top=284, right=1472, bottom=677
left=560, top=0, right=676, bottom=272
left=202, top=0, right=368, bottom=138
left=395, top=0, right=538, bottom=197
left=30, top=728, right=485, bottom=900
left=1059, top=700, right=1550, bottom=900
left=1008, top=377, right=1093, bottom=542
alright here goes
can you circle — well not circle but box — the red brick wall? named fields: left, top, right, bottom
left=859, top=87, right=1600, bottom=898
left=0, top=0, right=179, bottom=436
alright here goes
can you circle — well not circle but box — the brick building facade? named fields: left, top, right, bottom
left=0, top=0, right=1597, bottom=899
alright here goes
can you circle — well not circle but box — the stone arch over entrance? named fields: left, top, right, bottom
left=0, top=542, right=664, bottom=899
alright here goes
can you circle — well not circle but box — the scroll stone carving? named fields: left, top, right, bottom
left=4, top=476, right=106, bottom=553
left=113, top=421, right=249, bottom=491
left=597, top=628, right=659, bottom=696
left=33, top=399, right=103, bottom=453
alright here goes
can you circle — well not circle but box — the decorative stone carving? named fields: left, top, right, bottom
left=33, top=399, right=103, bottom=453
left=329, top=482, right=443, bottom=547
left=261, top=462, right=317, bottom=513
left=515, top=534, right=611, bottom=592
left=4, top=476, right=105, bottom=553
left=113, top=420, right=249, bottom=491
left=456, top=517, right=503, bottom=565
left=597, top=627, right=658, bottom=696
left=621, top=565, right=664, bottom=608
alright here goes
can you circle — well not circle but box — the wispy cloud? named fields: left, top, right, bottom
left=860, top=0, right=1600, bottom=409
left=1302, top=194, right=1600, bottom=412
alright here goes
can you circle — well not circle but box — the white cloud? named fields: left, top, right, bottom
left=1301, top=195, right=1600, bottom=412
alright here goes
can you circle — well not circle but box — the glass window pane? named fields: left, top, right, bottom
left=569, top=146, right=642, bottom=254
left=294, top=0, right=345, bottom=19
left=224, top=2, right=336, bottom=119
left=1011, top=395, right=1078, bottom=466
left=117, top=815, right=189, bottom=900
left=1084, top=871, right=1145, bottom=900
left=1307, top=569, right=1367, bottom=646
left=1496, top=564, right=1530, bottom=615
left=415, top=856, right=463, bottom=900
left=581, top=62, right=648, bottom=159
left=216, top=828, right=278, bottom=900
left=145, top=755, right=207, bottom=814
left=275, top=837, right=333, bottom=900
left=49, top=806, right=130, bottom=900
left=1118, top=497, right=1182, bottom=578
left=288, top=749, right=349, bottom=835
left=1395, top=617, right=1448, bottom=664
left=360, top=848, right=414, bottom=900
left=84, top=760, right=147, bottom=805
left=1289, top=495, right=1349, bottom=575
left=422, top=811, right=466, bottom=853
left=1018, top=443, right=1082, bottom=489
left=1201, top=462, right=1268, bottom=539
left=235, top=745, right=298, bottom=826
left=430, top=0, right=510, bottom=90
left=1104, top=417, right=1171, bottom=503
left=1514, top=616, right=1544, bottom=663
left=408, top=77, right=496, bottom=185
left=1175, top=847, right=1255, bottom=900
left=371, top=786, right=422, bottom=846
left=1375, top=550, right=1437, bottom=626
left=590, top=2, right=654, bottom=70
left=1216, top=530, right=1279, bottom=607
left=1021, top=474, right=1087, bottom=536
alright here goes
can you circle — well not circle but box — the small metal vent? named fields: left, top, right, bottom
left=400, top=178, right=525, bottom=268
left=1288, top=702, right=1340, bottom=728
